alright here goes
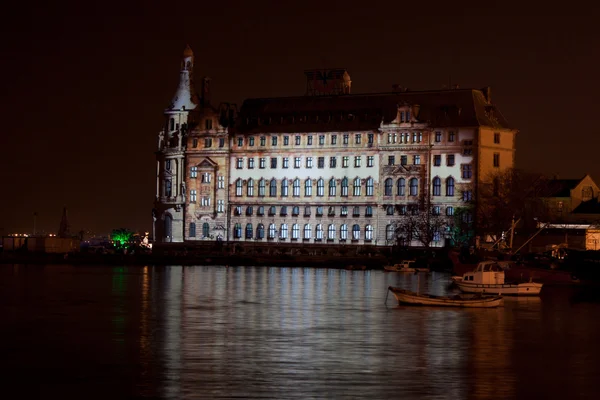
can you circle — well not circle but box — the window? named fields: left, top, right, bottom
left=269, top=179, right=277, bottom=197
left=271, top=158, right=277, bottom=169
left=306, top=157, right=313, bottom=168
left=204, top=138, right=212, bottom=148
left=433, top=155, right=441, bottom=166
left=246, top=206, right=253, bottom=216
left=281, top=179, right=289, bottom=197
left=365, top=225, right=373, bottom=240
left=190, top=166, right=198, bottom=178
left=330, top=157, right=337, bottom=168
left=280, top=206, right=288, bottom=216
left=398, top=205, right=407, bottom=215
left=494, top=132, right=500, bottom=144
left=218, top=175, right=224, bottom=189
left=246, top=179, right=254, bottom=196
left=259, top=158, right=266, bottom=169
left=328, top=224, right=336, bottom=239
left=353, top=178, right=361, bottom=196
left=463, top=190, right=473, bottom=202
left=268, top=224, right=277, bottom=239
left=435, top=132, right=442, bottom=142
left=249, top=137, right=255, bottom=146
left=293, top=179, right=300, bottom=197
left=397, top=178, right=405, bottom=196
left=294, top=157, right=301, bottom=168
left=189, top=222, right=196, bottom=237
left=317, top=179, right=324, bottom=196
left=366, top=178, right=374, bottom=196
left=316, top=157, right=325, bottom=169
left=409, top=178, right=418, bottom=196
left=283, top=158, right=289, bottom=168
left=388, top=155, right=395, bottom=166
left=432, top=177, right=441, bottom=196
left=272, top=136, right=277, bottom=146
left=493, top=153, right=500, bottom=168
left=292, top=206, right=300, bottom=216
left=352, top=224, right=360, bottom=240
left=340, top=224, right=348, bottom=240
left=319, top=135, right=325, bottom=145
left=462, top=164, right=473, bottom=178
left=354, top=156, right=361, bottom=167
left=388, top=133, right=397, bottom=143
left=236, top=158, right=243, bottom=169
left=368, top=133, right=374, bottom=145
left=355, top=134, right=361, bottom=144
left=283, top=136, right=289, bottom=146
left=257, top=206, right=264, bottom=216
left=307, top=136, right=313, bottom=145
left=384, top=178, right=393, bottom=196
left=341, top=206, right=348, bottom=216
left=316, top=206, right=323, bottom=216
left=165, top=179, right=172, bottom=197
left=305, top=205, right=312, bottom=216
left=305, top=179, right=312, bottom=196
left=412, top=132, right=422, bottom=143
left=201, top=173, right=211, bottom=183
left=365, top=206, right=373, bottom=217
left=166, top=160, right=172, bottom=171
left=201, top=197, right=210, bottom=207
left=343, top=134, right=349, bottom=145
left=256, top=224, right=265, bottom=239
left=448, top=131, right=455, bottom=142
left=245, top=223, right=253, bottom=239
left=413, top=155, right=421, bottom=165
left=219, top=138, right=225, bottom=148
left=247, top=158, right=255, bottom=169
left=260, top=136, right=266, bottom=146
left=432, top=206, right=441, bottom=215
left=447, top=154, right=455, bottom=166
left=433, top=230, right=441, bottom=242
left=190, top=189, right=197, bottom=202
left=304, top=224, right=311, bottom=239
left=386, top=224, right=395, bottom=240
left=400, top=155, right=407, bottom=166
left=234, top=206, right=242, bottom=216
left=328, top=206, right=335, bottom=216
left=280, top=224, right=288, bottom=239
left=329, top=178, right=336, bottom=196
left=235, top=179, right=243, bottom=196
left=315, top=224, right=324, bottom=240
left=341, top=177, right=349, bottom=197
left=192, top=138, right=198, bottom=148
left=446, top=177, right=455, bottom=196
left=342, top=156, right=349, bottom=168
left=234, top=223, right=242, bottom=239
left=331, top=135, right=337, bottom=145
left=237, top=137, right=243, bottom=147
left=386, top=205, right=394, bottom=215
left=258, top=179, right=266, bottom=197
left=295, top=136, right=301, bottom=145
left=292, top=224, right=299, bottom=239
left=217, top=200, right=224, bottom=213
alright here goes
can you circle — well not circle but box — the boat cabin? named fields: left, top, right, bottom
left=462, top=261, right=506, bottom=285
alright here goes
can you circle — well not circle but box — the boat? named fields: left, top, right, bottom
left=387, top=286, right=503, bottom=308
left=451, top=261, right=543, bottom=296
left=383, top=260, right=429, bottom=273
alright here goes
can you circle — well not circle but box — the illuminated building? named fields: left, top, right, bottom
left=154, top=46, right=516, bottom=247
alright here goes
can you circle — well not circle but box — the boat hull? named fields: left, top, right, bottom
left=388, top=287, right=503, bottom=308
left=451, top=277, right=543, bottom=296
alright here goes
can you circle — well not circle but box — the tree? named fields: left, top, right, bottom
left=394, top=204, right=450, bottom=248
left=111, top=228, right=134, bottom=251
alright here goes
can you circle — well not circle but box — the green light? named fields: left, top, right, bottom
left=111, top=229, right=133, bottom=250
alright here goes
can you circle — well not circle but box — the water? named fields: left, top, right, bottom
left=1, top=264, right=599, bottom=399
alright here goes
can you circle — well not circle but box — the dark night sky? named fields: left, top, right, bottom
left=1, top=1, right=599, bottom=236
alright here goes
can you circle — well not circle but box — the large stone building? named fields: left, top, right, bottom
left=154, top=47, right=517, bottom=248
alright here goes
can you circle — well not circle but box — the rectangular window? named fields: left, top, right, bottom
left=201, top=197, right=211, bottom=206
left=368, top=134, right=374, bottom=144
left=219, top=138, right=225, bottom=148
left=295, top=136, right=301, bottom=145
left=307, top=136, right=313, bottom=145
left=260, top=136, right=266, bottom=146
left=218, top=175, right=224, bottom=189
left=319, top=135, right=325, bottom=145
left=294, top=157, right=301, bottom=168
left=435, top=132, right=442, bottom=142
left=494, top=132, right=500, bottom=144
left=217, top=200, right=224, bottom=213
left=343, top=134, right=349, bottom=145
left=400, top=155, right=407, bottom=166
left=318, top=157, right=325, bottom=168
left=237, top=137, right=243, bottom=147
left=330, top=157, right=337, bottom=168
left=189, top=189, right=197, bottom=202
left=462, top=164, right=473, bottom=178
left=201, top=173, right=211, bottom=183
left=283, top=157, right=289, bottom=168
left=259, top=158, right=266, bottom=169
left=355, top=134, right=361, bottom=144
left=248, top=158, right=255, bottom=169
left=272, top=136, right=277, bottom=146
left=341, top=206, right=348, bottom=216
left=413, top=155, right=420, bottom=165
left=342, top=156, right=349, bottom=168
left=205, top=119, right=212, bottom=130
left=249, top=137, right=255, bottom=146
left=367, top=156, right=374, bottom=167
left=448, top=131, right=455, bottom=142
left=433, top=155, right=441, bottom=166
left=447, top=154, right=455, bottom=166
left=236, top=158, right=243, bottom=169
left=190, top=166, right=198, bottom=178
left=271, top=157, right=277, bottom=169
left=463, top=191, right=473, bottom=201
left=204, top=138, right=212, bottom=148
left=283, top=135, right=289, bottom=146
left=493, top=153, right=500, bottom=168
left=165, top=160, right=171, bottom=171
left=388, top=155, right=395, bottom=166
left=306, top=157, right=313, bottom=168
left=354, top=156, right=361, bottom=167
left=192, top=138, right=198, bottom=148
left=331, top=135, right=337, bottom=145
left=432, top=206, right=440, bottom=215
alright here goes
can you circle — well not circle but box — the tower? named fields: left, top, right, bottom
left=154, top=45, right=199, bottom=243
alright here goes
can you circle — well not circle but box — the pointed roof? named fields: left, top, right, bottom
left=183, top=44, right=194, bottom=58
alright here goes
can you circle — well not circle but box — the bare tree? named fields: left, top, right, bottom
left=394, top=204, right=450, bottom=248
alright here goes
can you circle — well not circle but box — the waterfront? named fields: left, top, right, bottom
left=1, top=265, right=599, bottom=399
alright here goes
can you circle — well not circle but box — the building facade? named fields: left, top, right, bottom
left=154, top=47, right=517, bottom=247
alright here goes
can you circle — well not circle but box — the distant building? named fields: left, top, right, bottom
left=153, top=46, right=517, bottom=248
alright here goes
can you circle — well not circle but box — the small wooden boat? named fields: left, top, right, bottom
left=452, top=261, right=543, bottom=296
left=384, top=260, right=429, bottom=273
left=387, top=286, right=503, bottom=308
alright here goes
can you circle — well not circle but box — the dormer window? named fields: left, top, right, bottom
left=205, top=119, right=212, bottom=130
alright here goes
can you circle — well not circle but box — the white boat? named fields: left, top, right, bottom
left=387, top=286, right=503, bottom=308
left=451, top=261, right=543, bottom=296
left=384, top=260, right=429, bottom=273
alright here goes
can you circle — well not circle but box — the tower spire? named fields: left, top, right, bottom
left=167, top=45, right=198, bottom=111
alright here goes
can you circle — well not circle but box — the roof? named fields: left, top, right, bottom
left=573, top=198, right=600, bottom=214
left=231, top=88, right=512, bottom=134
left=543, top=178, right=583, bottom=197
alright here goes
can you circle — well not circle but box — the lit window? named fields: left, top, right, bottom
left=342, top=157, right=349, bottom=168
left=304, top=224, right=311, bottom=239
left=307, top=136, right=313, bottom=145
left=317, top=179, right=324, bottom=196
left=446, top=177, right=455, bottom=196
left=413, top=155, right=420, bottom=165
left=294, top=157, right=301, bottom=168
left=435, top=132, right=442, bottom=142
left=269, top=179, right=277, bottom=197
left=353, top=177, right=361, bottom=196
left=367, top=156, right=374, bottom=167
left=352, top=224, right=360, bottom=240
left=306, top=157, right=313, bottom=168
left=258, top=179, right=266, bottom=197
left=305, top=179, right=312, bottom=196
left=292, top=224, right=299, bottom=239
left=315, top=224, right=324, bottom=240
left=432, top=177, right=441, bottom=196
left=260, top=136, right=266, bottom=146
left=340, top=224, right=348, bottom=240
left=259, top=158, right=266, bottom=169
left=293, top=179, right=300, bottom=197
left=283, top=157, right=289, bottom=168
left=409, top=178, right=418, bottom=196
left=247, top=178, right=254, bottom=196
left=397, top=178, right=405, bottom=196
left=217, top=200, right=224, bottom=213
left=189, top=189, right=197, bottom=202
left=281, top=180, right=289, bottom=197
left=217, top=175, right=224, bottom=189
left=235, top=179, right=242, bottom=196
left=341, top=177, right=349, bottom=197
left=272, top=136, right=277, bottom=146
left=384, top=178, right=393, bottom=196
left=280, top=224, right=288, bottom=239
left=354, top=156, right=361, bottom=167
left=365, top=225, right=373, bottom=240
left=329, top=178, right=336, bottom=196
left=190, top=166, right=198, bottom=178
left=328, top=224, right=336, bottom=239
left=366, top=178, right=374, bottom=196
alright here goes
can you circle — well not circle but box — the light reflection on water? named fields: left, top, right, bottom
left=1, top=265, right=600, bottom=399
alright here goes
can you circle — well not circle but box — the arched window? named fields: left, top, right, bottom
left=397, top=178, right=405, bottom=196
left=317, top=178, right=324, bottom=197
left=353, top=177, right=361, bottom=196
left=446, top=177, right=455, bottom=196
left=304, top=206, right=311, bottom=216
left=247, top=178, right=254, bottom=196
left=432, top=177, right=441, bottom=196
left=269, top=206, right=276, bottom=216
left=386, top=205, right=394, bottom=215
left=268, top=223, right=277, bottom=239
left=245, top=223, right=253, bottom=239
left=234, top=223, right=242, bottom=239
left=245, top=206, right=253, bottom=216
left=341, top=177, right=349, bottom=197
left=365, top=205, right=373, bottom=217
left=365, top=225, right=373, bottom=240
left=352, top=224, right=361, bottom=240
left=315, top=224, right=324, bottom=240
left=280, top=224, right=288, bottom=239
left=258, top=179, right=266, bottom=197
left=236, top=179, right=243, bottom=196
left=305, top=179, right=312, bottom=196
left=340, top=224, right=348, bottom=240
left=292, top=223, right=299, bottom=239
left=189, top=222, right=196, bottom=238
left=281, top=179, right=289, bottom=197
left=384, top=178, right=393, bottom=196
left=256, top=224, right=265, bottom=239
left=202, top=222, right=209, bottom=238
left=386, top=224, right=395, bottom=240
left=293, top=179, right=300, bottom=197
left=409, top=178, right=418, bottom=196
left=304, top=224, right=311, bottom=239
left=328, top=224, right=336, bottom=239
left=164, top=214, right=172, bottom=239
left=329, top=178, right=336, bottom=196
left=269, top=178, right=277, bottom=197
left=292, top=206, right=300, bottom=216
left=366, top=178, right=374, bottom=196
